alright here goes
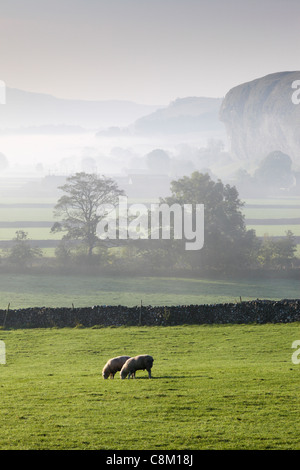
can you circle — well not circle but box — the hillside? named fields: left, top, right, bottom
left=131, top=96, right=225, bottom=135
left=0, top=87, right=159, bottom=130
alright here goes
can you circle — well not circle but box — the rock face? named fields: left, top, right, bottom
left=219, top=71, right=300, bottom=164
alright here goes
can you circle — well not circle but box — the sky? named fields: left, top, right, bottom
left=0, top=0, right=299, bottom=105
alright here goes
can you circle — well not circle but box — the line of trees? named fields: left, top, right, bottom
left=2, top=171, right=299, bottom=276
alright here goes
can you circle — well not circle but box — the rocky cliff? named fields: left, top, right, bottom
left=219, top=71, right=300, bottom=164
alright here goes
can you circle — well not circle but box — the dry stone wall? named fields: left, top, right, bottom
left=0, top=300, right=299, bottom=329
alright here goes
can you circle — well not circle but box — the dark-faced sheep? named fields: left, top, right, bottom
left=120, top=354, right=154, bottom=379
left=102, top=355, right=131, bottom=379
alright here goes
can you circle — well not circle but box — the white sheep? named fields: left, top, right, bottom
left=120, top=354, right=154, bottom=379
left=102, top=355, right=131, bottom=379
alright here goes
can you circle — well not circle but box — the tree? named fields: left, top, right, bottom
left=7, top=230, right=42, bottom=267
left=146, top=149, right=170, bottom=174
left=161, top=171, right=258, bottom=272
left=254, top=151, right=293, bottom=189
left=51, top=172, right=124, bottom=257
left=258, top=231, right=297, bottom=269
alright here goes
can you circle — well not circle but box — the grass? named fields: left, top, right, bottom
left=246, top=225, right=300, bottom=237
left=0, top=196, right=299, bottom=267
left=243, top=208, right=300, bottom=219
left=0, top=208, right=55, bottom=222
left=0, top=227, right=61, bottom=241
left=243, top=197, right=300, bottom=205
left=0, top=274, right=299, bottom=310
left=243, top=197, right=300, bottom=237
left=0, top=324, right=299, bottom=450
left=0, top=193, right=299, bottom=449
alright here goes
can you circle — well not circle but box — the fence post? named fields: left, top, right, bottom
left=139, top=300, right=142, bottom=326
left=3, top=303, right=10, bottom=328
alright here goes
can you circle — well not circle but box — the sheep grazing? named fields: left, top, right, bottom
left=102, top=355, right=131, bottom=379
left=120, top=354, right=154, bottom=379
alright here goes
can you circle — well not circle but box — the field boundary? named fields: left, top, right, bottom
left=0, top=299, right=299, bottom=329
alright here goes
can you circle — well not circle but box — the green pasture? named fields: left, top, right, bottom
left=243, top=207, right=300, bottom=219
left=0, top=228, right=61, bottom=241
left=0, top=324, right=299, bottom=450
left=0, top=196, right=57, bottom=204
left=243, top=197, right=300, bottom=205
left=0, top=208, right=54, bottom=222
left=2, top=224, right=297, bottom=242
left=0, top=274, right=298, bottom=310
left=0, top=196, right=299, bottom=263
left=243, top=197, right=300, bottom=237
left=246, top=225, right=300, bottom=237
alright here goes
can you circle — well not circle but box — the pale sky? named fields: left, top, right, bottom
left=0, top=0, right=299, bottom=105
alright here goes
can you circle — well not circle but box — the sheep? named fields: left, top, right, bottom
left=102, top=355, right=131, bottom=379
left=120, top=354, right=154, bottom=379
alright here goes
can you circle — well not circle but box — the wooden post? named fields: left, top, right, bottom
left=139, top=300, right=142, bottom=326
left=3, top=303, right=10, bottom=329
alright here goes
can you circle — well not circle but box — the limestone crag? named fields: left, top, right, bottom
left=219, top=71, right=300, bottom=164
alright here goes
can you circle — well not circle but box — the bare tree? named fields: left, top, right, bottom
left=51, top=172, right=124, bottom=257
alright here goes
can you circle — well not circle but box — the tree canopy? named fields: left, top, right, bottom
left=51, top=172, right=124, bottom=257
left=160, top=171, right=258, bottom=271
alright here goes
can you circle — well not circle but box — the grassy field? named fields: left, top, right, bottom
left=0, top=193, right=298, bottom=310
left=246, top=225, right=300, bottom=237
left=0, top=324, right=299, bottom=450
left=243, top=207, right=300, bottom=219
left=0, top=195, right=299, bottom=260
left=0, top=227, right=61, bottom=241
left=243, top=197, right=300, bottom=243
left=0, top=274, right=299, bottom=310
left=0, top=196, right=299, bottom=244
left=0, top=190, right=299, bottom=450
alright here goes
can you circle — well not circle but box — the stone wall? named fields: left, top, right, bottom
left=0, top=300, right=299, bottom=329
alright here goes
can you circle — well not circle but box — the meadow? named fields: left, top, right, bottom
left=0, top=194, right=299, bottom=278
left=0, top=193, right=298, bottom=310
left=0, top=196, right=299, bottom=245
left=0, top=323, right=299, bottom=450
left=0, top=274, right=299, bottom=310
left=0, top=191, right=299, bottom=451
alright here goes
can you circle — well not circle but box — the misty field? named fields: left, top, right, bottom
left=0, top=324, right=299, bottom=450
left=0, top=196, right=299, bottom=245
left=246, top=224, right=300, bottom=237
left=0, top=274, right=299, bottom=310
left=0, top=195, right=299, bottom=273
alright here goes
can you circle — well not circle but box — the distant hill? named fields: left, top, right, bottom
left=219, top=71, right=300, bottom=164
left=131, top=96, right=225, bottom=135
left=0, top=87, right=160, bottom=131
